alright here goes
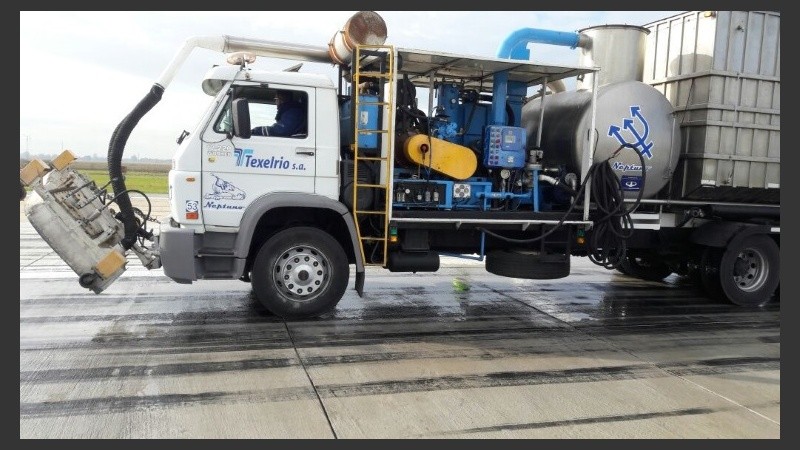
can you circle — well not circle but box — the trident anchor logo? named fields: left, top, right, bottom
left=608, top=106, right=654, bottom=159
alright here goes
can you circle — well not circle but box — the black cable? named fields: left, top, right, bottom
left=477, top=164, right=593, bottom=244
left=463, top=94, right=478, bottom=137
left=586, top=143, right=646, bottom=269
left=368, top=239, right=382, bottom=264
left=108, top=189, right=154, bottom=241
left=477, top=143, right=647, bottom=269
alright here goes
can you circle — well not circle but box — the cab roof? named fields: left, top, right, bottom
left=201, top=65, right=334, bottom=96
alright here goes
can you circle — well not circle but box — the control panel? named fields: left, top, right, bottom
left=393, top=179, right=453, bottom=209
left=483, top=125, right=526, bottom=169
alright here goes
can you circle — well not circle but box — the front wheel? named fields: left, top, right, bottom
left=251, top=227, right=349, bottom=318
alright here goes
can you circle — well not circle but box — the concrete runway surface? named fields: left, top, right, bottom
left=20, top=196, right=780, bottom=438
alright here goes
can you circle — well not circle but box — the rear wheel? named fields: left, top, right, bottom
left=251, top=227, right=349, bottom=318
left=718, top=235, right=779, bottom=307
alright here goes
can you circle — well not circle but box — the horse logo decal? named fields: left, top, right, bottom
left=205, top=174, right=246, bottom=200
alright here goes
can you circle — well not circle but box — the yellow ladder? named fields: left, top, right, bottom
left=352, top=44, right=395, bottom=267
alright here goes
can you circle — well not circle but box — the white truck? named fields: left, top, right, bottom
left=21, top=11, right=779, bottom=318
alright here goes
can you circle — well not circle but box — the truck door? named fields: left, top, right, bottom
left=200, top=84, right=316, bottom=228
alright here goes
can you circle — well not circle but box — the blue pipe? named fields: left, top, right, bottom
left=491, top=74, right=508, bottom=125
left=497, top=28, right=583, bottom=60
left=492, top=28, right=586, bottom=125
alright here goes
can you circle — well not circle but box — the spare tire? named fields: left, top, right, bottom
left=486, top=249, right=570, bottom=279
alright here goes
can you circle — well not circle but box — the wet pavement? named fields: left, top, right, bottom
left=19, top=199, right=780, bottom=438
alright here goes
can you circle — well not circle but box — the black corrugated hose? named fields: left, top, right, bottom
left=108, top=84, right=164, bottom=250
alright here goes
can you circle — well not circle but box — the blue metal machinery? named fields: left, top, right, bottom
left=393, top=94, right=533, bottom=212
left=392, top=27, right=591, bottom=214
left=393, top=79, right=533, bottom=211
left=340, top=94, right=380, bottom=150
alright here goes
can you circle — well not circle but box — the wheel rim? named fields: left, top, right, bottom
left=731, top=246, right=768, bottom=292
left=273, top=245, right=329, bottom=301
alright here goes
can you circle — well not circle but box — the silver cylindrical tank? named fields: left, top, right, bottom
left=577, top=25, right=650, bottom=90
left=522, top=80, right=680, bottom=199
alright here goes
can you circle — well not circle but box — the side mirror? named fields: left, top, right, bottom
left=231, top=98, right=251, bottom=139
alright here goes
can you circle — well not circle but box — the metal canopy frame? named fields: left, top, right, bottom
left=387, top=47, right=600, bottom=224
left=395, top=47, right=598, bottom=92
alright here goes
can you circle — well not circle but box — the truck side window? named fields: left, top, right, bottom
left=213, top=88, right=308, bottom=139
left=249, top=102, right=278, bottom=130
left=213, top=98, right=274, bottom=135
left=252, top=89, right=308, bottom=138
left=214, top=101, right=234, bottom=134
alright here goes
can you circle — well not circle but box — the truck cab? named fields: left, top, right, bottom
left=170, top=65, right=340, bottom=229
left=159, top=62, right=365, bottom=318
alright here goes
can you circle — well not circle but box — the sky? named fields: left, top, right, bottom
left=20, top=10, right=682, bottom=160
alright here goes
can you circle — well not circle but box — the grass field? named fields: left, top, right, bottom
left=78, top=169, right=169, bottom=195
left=21, top=161, right=170, bottom=195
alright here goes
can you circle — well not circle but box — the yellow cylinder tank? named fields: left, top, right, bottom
left=402, top=134, right=478, bottom=180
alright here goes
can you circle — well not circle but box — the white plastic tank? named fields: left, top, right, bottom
left=522, top=80, right=680, bottom=199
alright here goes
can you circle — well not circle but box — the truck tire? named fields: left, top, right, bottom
left=618, top=254, right=673, bottom=281
left=251, top=227, right=349, bottom=319
left=717, top=234, right=779, bottom=307
left=486, top=250, right=570, bottom=279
